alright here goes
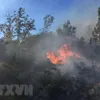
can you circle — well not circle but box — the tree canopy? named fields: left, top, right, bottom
left=0, top=7, right=36, bottom=43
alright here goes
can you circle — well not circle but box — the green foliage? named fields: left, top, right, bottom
left=0, top=7, right=36, bottom=43
left=13, top=7, right=36, bottom=42
left=92, top=7, right=100, bottom=43
left=98, top=7, right=100, bottom=17
left=0, top=14, right=14, bottom=43
left=43, top=14, right=54, bottom=32
left=57, top=20, right=76, bottom=37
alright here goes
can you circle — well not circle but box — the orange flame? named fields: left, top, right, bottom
left=46, top=44, right=80, bottom=64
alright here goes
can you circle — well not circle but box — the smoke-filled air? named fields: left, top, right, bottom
left=0, top=0, right=100, bottom=100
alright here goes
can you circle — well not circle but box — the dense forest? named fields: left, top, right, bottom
left=0, top=7, right=100, bottom=100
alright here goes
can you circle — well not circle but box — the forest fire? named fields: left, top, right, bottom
left=46, top=44, right=80, bottom=64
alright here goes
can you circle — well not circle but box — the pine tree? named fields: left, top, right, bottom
left=92, top=7, right=100, bottom=43
left=57, top=20, right=76, bottom=37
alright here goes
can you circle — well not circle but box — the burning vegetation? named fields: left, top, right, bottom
left=0, top=7, right=99, bottom=100
left=46, top=44, right=80, bottom=64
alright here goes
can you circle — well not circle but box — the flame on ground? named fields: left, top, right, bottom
left=46, top=44, right=80, bottom=64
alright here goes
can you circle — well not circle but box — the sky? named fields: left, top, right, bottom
left=0, top=0, right=100, bottom=39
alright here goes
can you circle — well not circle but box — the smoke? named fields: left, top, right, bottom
left=32, top=34, right=62, bottom=64
left=54, top=0, right=99, bottom=41
left=2, top=0, right=100, bottom=80
left=30, top=30, right=100, bottom=78
left=58, top=58, right=79, bottom=77
left=30, top=34, right=79, bottom=76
